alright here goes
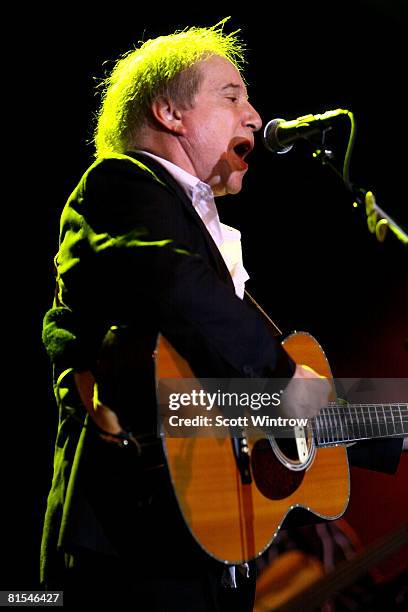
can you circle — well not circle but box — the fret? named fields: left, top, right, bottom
left=360, top=405, right=369, bottom=439
left=317, top=410, right=325, bottom=444
left=331, top=403, right=346, bottom=443
left=327, top=406, right=335, bottom=443
left=314, top=413, right=322, bottom=445
left=317, top=411, right=324, bottom=445
left=402, top=405, right=408, bottom=434
left=401, top=405, right=408, bottom=434
left=389, top=404, right=396, bottom=435
left=318, top=409, right=325, bottom=444
left=354, top=405, right=361, bottom=440
left=367, top=406, right=374, bottom=438
left=313, top=402, right=408, bottom=446
left=313, top=407, right=340, bottom=446
left=345, top=406, right=354, bottom=440
left=348, top=405, right=356, bottom=441
left=343, top=404, right=352, bottom=442
left=372, top=405, right=381, bottom=438
left=365, top=405, right=373, bottom=435
left=382, top=404, right=389, bottom=436
left=395, top=404, right=404, bottom=435
left=335, top=403, right=345, bottom=442
left=322, top=409, right=330, bottom=444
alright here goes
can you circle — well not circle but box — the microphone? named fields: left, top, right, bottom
left=263, top=108, right=350, bottom=154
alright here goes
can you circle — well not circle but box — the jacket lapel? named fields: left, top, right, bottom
left=126, top=151, right=234, bottom=289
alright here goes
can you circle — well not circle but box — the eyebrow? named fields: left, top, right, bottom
left=221, top=83, right=249, bottom=98
left=221, top=83, right=243, bottom=91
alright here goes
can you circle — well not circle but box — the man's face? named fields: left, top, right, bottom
left=179, top=55, right=262, bottom=196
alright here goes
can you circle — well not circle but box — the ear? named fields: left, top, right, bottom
left=151, top=96, right=186, bottom=135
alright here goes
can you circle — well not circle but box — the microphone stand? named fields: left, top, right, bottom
left=309, top=140, right=408, bottom=245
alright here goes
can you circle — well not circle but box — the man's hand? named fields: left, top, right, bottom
left=73, top=370, right=123, bottom=439
left=279, top=364, right=331, bottom=419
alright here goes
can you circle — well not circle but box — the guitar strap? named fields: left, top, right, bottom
left=244, top=289, right=282, bottom=338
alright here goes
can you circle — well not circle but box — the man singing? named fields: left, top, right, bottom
left=41, top=19, right=335, bottom=610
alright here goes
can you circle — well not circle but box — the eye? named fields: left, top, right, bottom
left=227, top=96, right=238, bottom=103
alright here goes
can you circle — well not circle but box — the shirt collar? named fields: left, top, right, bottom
left=134, top=150, right=204, bottom=201
left=134, top=150, right=221, bottom=243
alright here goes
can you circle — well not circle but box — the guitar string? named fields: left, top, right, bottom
left=310, top=405, right=408, bottom=444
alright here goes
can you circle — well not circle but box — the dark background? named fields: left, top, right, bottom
left=6, top=0, right=407, bottom=592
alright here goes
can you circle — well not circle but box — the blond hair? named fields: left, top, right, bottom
left=93, top=18, right=246, bottom=157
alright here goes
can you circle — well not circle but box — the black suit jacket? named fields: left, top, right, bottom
left=52, top=151, right=295, bottom=378
left=41, top=152, right=403, bottom=584
left=41, top=152, right=297, bottom=583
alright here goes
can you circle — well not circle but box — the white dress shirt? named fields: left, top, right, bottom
left=136, top=151, right=249, bottom=299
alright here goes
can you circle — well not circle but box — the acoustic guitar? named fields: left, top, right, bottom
left=156, top=330, right=407, bottom=565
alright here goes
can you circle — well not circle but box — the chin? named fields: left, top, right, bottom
left=211, top=171, right=245, bottom=197
left=214, top=184, right=242, bottom=197
left=226, top=186, right=242, bottom=196
left=226, top=177, right=244, bottom=195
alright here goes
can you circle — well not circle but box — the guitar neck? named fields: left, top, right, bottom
left=311, top=403, right=408, bottom=446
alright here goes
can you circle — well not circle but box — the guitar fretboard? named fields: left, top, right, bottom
left=312, top=403, right=408, bottom=446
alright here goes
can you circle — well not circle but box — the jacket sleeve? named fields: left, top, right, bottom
left=347, top=438, right=403, bottom=474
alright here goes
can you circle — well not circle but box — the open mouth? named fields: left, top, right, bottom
left=233, top=140, right=252, bottom=160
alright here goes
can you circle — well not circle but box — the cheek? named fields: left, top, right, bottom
left=200, top=122, right=222, bottom=146
left=198, top=112, right=231, bottom=145
left=188, top=123, right=213, bottom=151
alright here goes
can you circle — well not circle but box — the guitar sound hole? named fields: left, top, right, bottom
left=251, top=439, right=304, bottom=500
left=274, top=437, right=299, bottom=461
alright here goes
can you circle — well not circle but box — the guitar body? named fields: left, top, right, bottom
left=156, top=331, right=350, bottom=564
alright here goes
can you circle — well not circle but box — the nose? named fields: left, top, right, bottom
left=244, top=101, right=262, bottom=132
